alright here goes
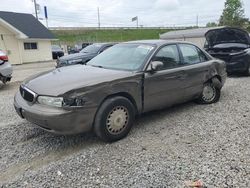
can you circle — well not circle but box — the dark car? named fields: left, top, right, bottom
left=82, top=42, right=92, bottom=49
left=205, top=27, right=250, bottom=75
left=14, top=40, right=226, bottom=142
left=68, top=43, right=92, bottom=54
left=52, top=45, right=64, bottom=59
left=56, top=43, right=115, bottom=67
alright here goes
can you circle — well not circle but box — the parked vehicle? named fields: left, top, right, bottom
left=52, top=45, right=64, bottom=59
left=56, top=43, right=115, bottom=67
left=67, top=43, right=92, bottom=54
left=14, top=40, right=226, bottom=142
left=67, top=45, right=82, bottom=54
left=205, top=27, right=250, bottom=75
left=82, top=42, right=92, bottom=49
left=0, top=50, right=12, bottom=84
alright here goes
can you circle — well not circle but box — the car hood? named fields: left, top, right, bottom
left=205, top=27, right=250, bottom=47
left=23, top=65, right=135, bottom=96
left=59, top=52, right=95, bottom=61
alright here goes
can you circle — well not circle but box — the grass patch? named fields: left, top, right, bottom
left=51, top=29, right=171, bottom=45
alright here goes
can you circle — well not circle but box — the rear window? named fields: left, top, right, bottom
left=0, top=50, right=6, bottom=56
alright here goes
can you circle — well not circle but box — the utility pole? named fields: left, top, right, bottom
left=33, top=0, right=38, bottom=19
left=137, top=17, right=139, bottom=28
left=196, top=14, right=199, bottom=27
left=44, top=6, right=48, bottom=28
left=97, top=7, right=100, bottom=29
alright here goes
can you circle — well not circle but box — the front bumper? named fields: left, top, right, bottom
left=226, top=61, right=248, bottom=73
left=14, top=91, right=96, bottom=135
left=226, top=54, right=250, bottom=73
left=0, top=61, right=12, bottom=77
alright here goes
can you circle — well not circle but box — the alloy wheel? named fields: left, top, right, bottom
left=202, top=84, right=216, bottom=102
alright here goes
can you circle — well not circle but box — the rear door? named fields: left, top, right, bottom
left=178, top=43, right=210, bottom=99
left=143, top=44, right=188, bottom=112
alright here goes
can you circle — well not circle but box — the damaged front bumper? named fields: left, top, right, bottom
left=0, top=61, right=12, bottom=83
left=14, top=91, right=96, bottom=135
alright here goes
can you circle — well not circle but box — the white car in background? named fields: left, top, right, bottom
left=0, top=50, right=12, bottom=84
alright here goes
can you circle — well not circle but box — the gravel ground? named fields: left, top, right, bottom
left=0, top=76, right=249, bottom=188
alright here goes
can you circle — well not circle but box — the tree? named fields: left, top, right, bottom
left=219, top=0, right=249, bottom=27
left=206, top=22, right=218, bottom=27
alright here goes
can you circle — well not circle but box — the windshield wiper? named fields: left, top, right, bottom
left=91, top=65, right=104, bottom=68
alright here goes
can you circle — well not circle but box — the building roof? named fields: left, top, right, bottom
left=0, top=11, right=55, bottom=39
left=160, top=26, right=225, bottom=39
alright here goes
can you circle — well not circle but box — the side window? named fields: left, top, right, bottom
left=152, top=45, right=180, bottom=70
left=99, top=45, right=112, bottom=53
left=179, top=44, right=200, bottom=65
left=197, top=48, right=208, bottom=62
left=24, top=42, right=38, bottom=50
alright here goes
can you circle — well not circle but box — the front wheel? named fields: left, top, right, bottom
left=94, top=96, right=135, bottom=142
left=196, top=82, right=221, bottom=104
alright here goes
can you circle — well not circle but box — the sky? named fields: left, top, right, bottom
left=0, top=0, right=250, bottom=28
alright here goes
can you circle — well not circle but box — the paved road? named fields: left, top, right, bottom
left=11, top=61, right=55, bottom=82
left=0, top=66, right=249, bottom=187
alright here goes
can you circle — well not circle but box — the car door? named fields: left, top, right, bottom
left=143, top=44, right=188, bottom=112
left=178, top=44, right=210, bottom=100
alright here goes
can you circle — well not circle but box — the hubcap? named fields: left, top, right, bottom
left=202, top=85, right=216, bottom=102
left=106, top=106, right=129, bottom=135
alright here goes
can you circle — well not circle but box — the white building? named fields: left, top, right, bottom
left=0, top=11, right=56, bottom=64
left=160, top=27, right=225, bottom=48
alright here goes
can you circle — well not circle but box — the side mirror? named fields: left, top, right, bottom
left=150, top=61, right=164, bottom=72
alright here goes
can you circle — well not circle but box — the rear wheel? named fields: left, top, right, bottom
left=196, top=81, right=221, bottom=104
left=94, top=96, right=135, bottom=142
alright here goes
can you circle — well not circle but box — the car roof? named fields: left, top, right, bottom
left=123, top=39, right=196, bottom=46
left=92, top=42, right=116, bottom=46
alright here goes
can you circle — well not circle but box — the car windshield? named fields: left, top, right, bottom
left=80, top=44, right=102, bottom=54
left=87, top=43, right=155, bottom=71
left=52, top=45, right=61, bottom=51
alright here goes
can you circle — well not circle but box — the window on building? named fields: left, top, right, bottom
left=24, top=42, right=38, bottom=50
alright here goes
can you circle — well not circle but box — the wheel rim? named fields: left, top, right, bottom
left=202, top=85, right=216, bottom=102
left=106, top=106, right=129, bottom=135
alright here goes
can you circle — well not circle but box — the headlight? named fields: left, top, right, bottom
left=37, top=96, right=63, bottom=107
left=68, top=59, right=83, bottom=64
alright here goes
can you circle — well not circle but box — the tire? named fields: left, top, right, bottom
left=196, top=81, right=221, bottom=104
left=94, top=96, right=136, bottom=142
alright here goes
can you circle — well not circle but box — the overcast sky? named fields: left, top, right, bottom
left=1, top=0, right=250, bottom=27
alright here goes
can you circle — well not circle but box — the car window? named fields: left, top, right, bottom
left=80, top=44, right=102, bottom=54
left=179, top=44, right=200, bottom=65
left=88, top=44, right=154, bottom=71
left=152, top=45, right=180, bottom=70
left=197, top=48, right=208, bottom=62
left=99, top=45, right=112, bottom=53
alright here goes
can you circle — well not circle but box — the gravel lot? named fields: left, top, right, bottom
left=0, top=69, right=249, bottom=187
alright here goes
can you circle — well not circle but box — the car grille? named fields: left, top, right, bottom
left=20, top=85, right=36, bottom=103
left=211, top=54, right=231, bottom=63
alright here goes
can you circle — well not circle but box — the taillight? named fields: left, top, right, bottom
left=0, top=55, right=8, bottom=61
left=0, top=55, right=8, bottom=65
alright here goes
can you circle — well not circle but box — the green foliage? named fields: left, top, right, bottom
left=51, top=29, right=171, bottom=45
left=219, top=0, right=249, bottom=27
left=206, top=22, right=218, bottom=27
